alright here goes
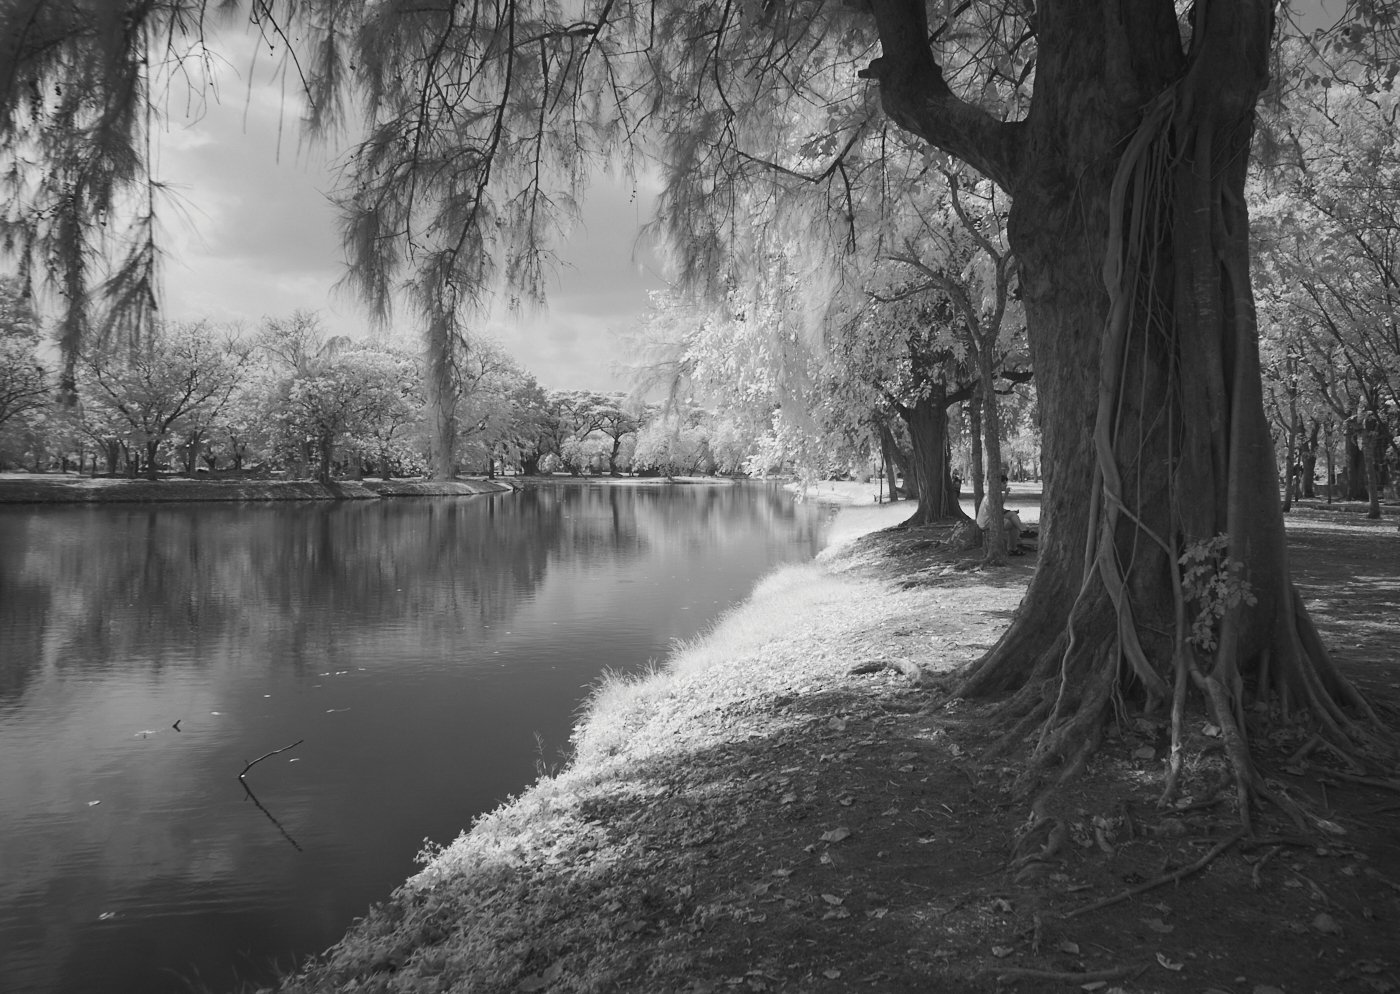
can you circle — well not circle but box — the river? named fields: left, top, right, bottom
left=0, top=482, right=831, bottom=994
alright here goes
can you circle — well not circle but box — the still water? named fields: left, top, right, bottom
left=0, top=482, right=830, bottom=994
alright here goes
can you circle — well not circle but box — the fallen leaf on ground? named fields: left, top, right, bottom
left=1057, top=941, right=1080, bottom=955
left=1142, top=917, right=1174, bottom=933
left=1081, top=983, right=1106, bottom=992
left=822, top=970, right=841, bottom=979
left=820, top=827, right=851, bottom=843
left=991, top=946, right=1014, bottom=958
left=1155, top=953, right=1183, bottom=971
left=821, top=893, right=844, bottom=906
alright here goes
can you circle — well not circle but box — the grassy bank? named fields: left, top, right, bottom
left=0, top=475, right=511, bottom=503
left=268, top=499, right=1400, bottom=994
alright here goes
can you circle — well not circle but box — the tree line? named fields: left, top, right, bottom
left=0, top=299, right=772, bottom=482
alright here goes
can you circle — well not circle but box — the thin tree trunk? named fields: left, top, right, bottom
left=977, top=348, right=1008, bottom=564
left=1325, top=431, right=1335, bottom=504
left=1282, top=384, right=1298, bottom=512
left=1300, top=420, right=1319, bottom=500
left=425, top=313, right=458, bottom=481
left=1344, top=430, right=1368, bottom=500
left=1362, top=416, right=1383, bottom=520
left=967, top=399, right=984, bottom=517
left=879, top=423, right=902, bottom=500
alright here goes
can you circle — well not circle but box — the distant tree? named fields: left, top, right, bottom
left=77, top=321, right=246, bottom=479
left=633, top=402, right=713, bottom=477
left=271, top=346, right=387, bottom=483
left=591, top=394, right=641, bottom=476
left=353, top=346, right=423, bottom=479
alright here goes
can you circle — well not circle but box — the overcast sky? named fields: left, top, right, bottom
left=153, top=30, right=667, bottom=393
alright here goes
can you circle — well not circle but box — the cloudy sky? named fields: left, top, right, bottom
left=153, top=30, right=668, bottom=393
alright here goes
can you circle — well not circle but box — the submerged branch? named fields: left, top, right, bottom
left=240, top=739, right=305, bottom=779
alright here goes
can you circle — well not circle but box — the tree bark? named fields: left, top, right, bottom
left=976, top=340, right=1008, bottom=565
left=967, top=399, right=984, bottom=516
left=1300, top=420, right=1319, bottom=500
left=898, top=387, right=969, bottom=525
left=1362, top=413, right=1383, bottom=520
left=1282, top=377, right=1299, bottom=512
left=865, top=0, right=1383, bottom=772
left=1344, top=430, right=1368, bottom=500
left=425, top=313, right=458, bottom=481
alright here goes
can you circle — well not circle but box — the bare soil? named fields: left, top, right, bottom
left=273, top=498, right=1400, bottom=994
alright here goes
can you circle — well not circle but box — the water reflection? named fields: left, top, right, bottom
left=0, top=482, right=827, bottom=994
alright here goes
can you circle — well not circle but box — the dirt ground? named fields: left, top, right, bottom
left=275, top=495, right=1400, bottom=994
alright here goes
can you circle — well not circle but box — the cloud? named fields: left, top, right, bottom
left=154, top=28, right=666, bottom=390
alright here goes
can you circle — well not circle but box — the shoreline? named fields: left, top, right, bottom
left=264, top=496, right=1400, bottom=994
left=0, top=472, right=807, bottom=504
left=0, top=476, right=514, bottom=504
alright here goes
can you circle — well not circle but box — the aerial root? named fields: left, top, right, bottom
left=1065, top=828, right=1246, bottom=918
left=982, top=695, right=1051, bottom=762
left=975, top=964, right=1148, bottom=986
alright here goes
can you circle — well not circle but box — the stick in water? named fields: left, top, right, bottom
left=240, top=739, right=304, bottom=779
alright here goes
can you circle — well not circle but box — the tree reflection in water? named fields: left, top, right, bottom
left=0, top=482, right=828, bottom=994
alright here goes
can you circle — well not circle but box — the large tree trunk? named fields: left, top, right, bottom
left=866, top=0, right=1388, bottom=787
left=898, top=387, right=968, bottom=526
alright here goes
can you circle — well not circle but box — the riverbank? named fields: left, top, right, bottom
left=266, top=495, right=1400, bottom=994
left=0, top=474, right=512, bottom=503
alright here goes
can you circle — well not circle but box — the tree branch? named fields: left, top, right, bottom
left=859, top=0, right=1025, bottom=192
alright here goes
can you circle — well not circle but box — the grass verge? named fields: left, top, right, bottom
left=269, top=504, right=1400, bottom=994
